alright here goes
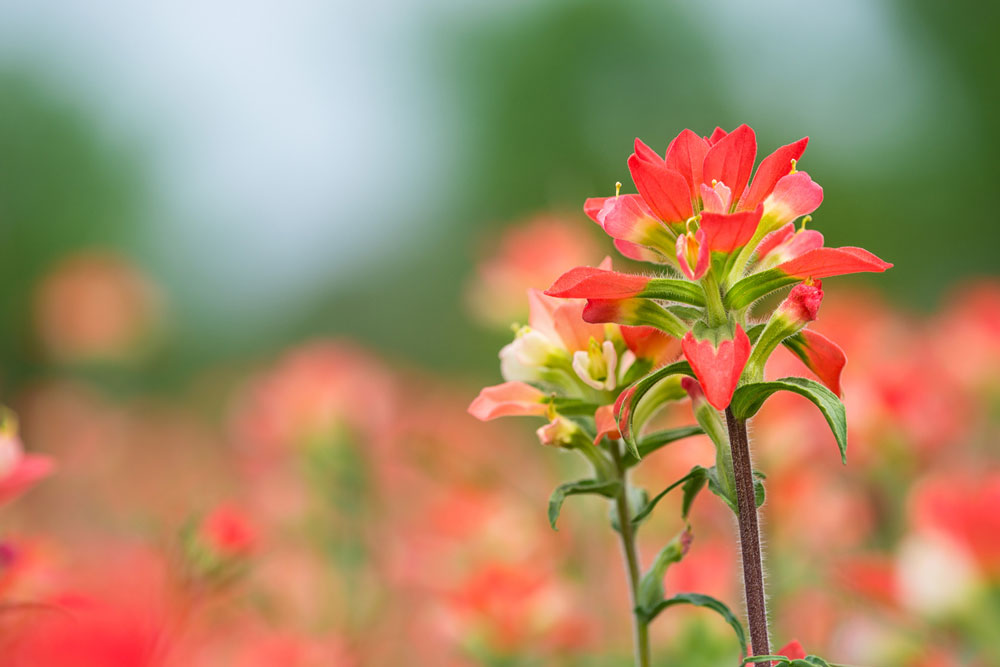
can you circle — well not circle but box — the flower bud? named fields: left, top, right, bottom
left=776, top=281, right=823, bottom=325
left=536, top=416, right=587, bottom=449
left=744, top=280, right=824, bottom=384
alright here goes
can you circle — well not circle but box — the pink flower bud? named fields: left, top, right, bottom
left=777, top=281, right=824, bottom=325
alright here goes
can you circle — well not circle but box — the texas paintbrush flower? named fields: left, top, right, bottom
left=472, top=124, right=890, bottom=667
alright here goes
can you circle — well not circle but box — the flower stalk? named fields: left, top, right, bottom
left=609, top=439, right=651, bottom=667
left=725, top=408, right=770, bottom=662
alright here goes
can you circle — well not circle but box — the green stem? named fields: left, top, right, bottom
left=701, top=272, right=727, bottom=327
left=610, top=440, right=651, bottom=667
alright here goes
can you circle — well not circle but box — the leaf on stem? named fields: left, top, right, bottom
left=547, top=478, right=622, bottom=530
left=640, top=592, right=748, bottom=658
left=729, top=377, right=848, bottom=464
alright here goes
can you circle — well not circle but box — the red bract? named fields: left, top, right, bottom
left=791, top=329, right=847, bottom=396
left=468, top=382, right=548, bottom=421
left=593, top=404, right=621, bottom=445
left=700, top=205, right=763, bottom=253
left=777, top=640, right=807, bottom=659
left=625, top=125, right=808, bottom=223
left=776, top=246, right=892, bottom=280
left=681, top=326, right=752, bottom=410
left=545, top=266, right=651, bottom=299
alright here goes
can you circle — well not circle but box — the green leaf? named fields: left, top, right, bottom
left=624, top=425, right=703, bottom=467
left=631, top=466, right=706, bottom=526
left=742, top=656, right=833, bottom=667
left=643, top=278, right=707, bottom=306
left=619, top=361, right=693, bottom=459
left=730, top=377, right=848, bottom=464
left=681, top=466, right=708, bottom=519
left=641, top=592, right=748, bottom=657
left=724, top=268, right=799, bottom=310
left=547, top=479, right=621, bottom=530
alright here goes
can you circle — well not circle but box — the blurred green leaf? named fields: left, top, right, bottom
left=547, top=478, right=621, bottom=530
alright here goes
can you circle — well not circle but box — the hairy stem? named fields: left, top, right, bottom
left=610, top=441, right=651, bottom=667
left=725, top=408, right=771, bottom=663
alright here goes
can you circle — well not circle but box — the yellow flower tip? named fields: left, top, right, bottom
left=615, top=181, right=622, bottom=198
left=789, top=158, right=798, bottom=175
left=545, top=400, right=557, bottom=421
left=711, top=179, right=719, bottom=187
left=799, top=215, right=812, bottom=231
left=804, top=275, right=815, bottom=286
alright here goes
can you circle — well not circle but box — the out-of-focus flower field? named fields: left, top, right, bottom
left=1, top=216, right=999, bottom=665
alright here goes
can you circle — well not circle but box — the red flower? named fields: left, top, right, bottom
left=681, top=325, right=752, bottom=410
left=201, top=504, right=257, bottom=556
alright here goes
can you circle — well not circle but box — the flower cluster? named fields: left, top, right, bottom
left=471, top=124, right=891, bottom=665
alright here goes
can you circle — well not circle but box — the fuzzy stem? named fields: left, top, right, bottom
left=610, top=440, right=651, bottom=667
left=725, top=408, right=771, bottom=663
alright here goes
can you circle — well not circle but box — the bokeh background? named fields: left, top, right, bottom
left=0, top=1, right=998, bottom=665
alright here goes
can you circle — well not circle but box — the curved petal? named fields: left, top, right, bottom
left=628, top=152, right=693, bottom=223
left=776, top=247, right=892, bottom=279
left=789, top=329, right=847, bottom=396
left=594, top=404, right=622, bottom=445
left=468, top=382, right=548, bottom=421
left=597, top=194, right=668, bottom=247
left=706, top=127, right=728, bottom=145
left=741, top=137, right=808, bottom=211
left=546, top=267, right=651, bottom=299
left=702, top=124, right=757, bottom=202
left=699, top=205, right=763, bottom=253
left=763, top=171, right=823, bottom=226
left=664, top=129, right=709, bottom=202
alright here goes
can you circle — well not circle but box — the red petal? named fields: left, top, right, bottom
left=776, top=247, right=892, bottom=279
left=628, top=153, right=693, bottom=223
left=633, top=137, right=663, bottom=163
left=675, top=230, right=709, bottom=280
left=706, top=127, right=728, bottom=145
left=594, top=404, right=622, bottom=445
left=545, top=266, right=651, bottom=299
left=700, top=205, right=763, bottom=253
left=796, top=329, right=846, bottom=396
left=468, top=382, right=548, bottom=421
left=777, top=640, right=807, bottom=660
left=741, top=137, right=808, bottom=211
left=764, top=171, right=824, bottom=225
left=614, top=239, right=667, bottom=263
left=597, top=195, right=664, bottom=245
left=613, top=386, right=636, bottom=440
left=584, top=196, right=611, bottom=223
left=681, top=326, right=751, bottom=410
left=664, top=129, right=709, bottom=202
left=703, top=124, right=757, bottom=202
left=753, top=223, right=796, bottom=259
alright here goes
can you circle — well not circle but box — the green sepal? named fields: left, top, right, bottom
left=641, top=278, right=707, bottom=306
left=639, top=592, right=748, bottom=658
left=666, top=304, right=704, bottom=322
left=724, top=268, right=799, bottom=310
left=730, top=377, right=848, bottom=464
left=547, top=478, right=621, bottom=530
